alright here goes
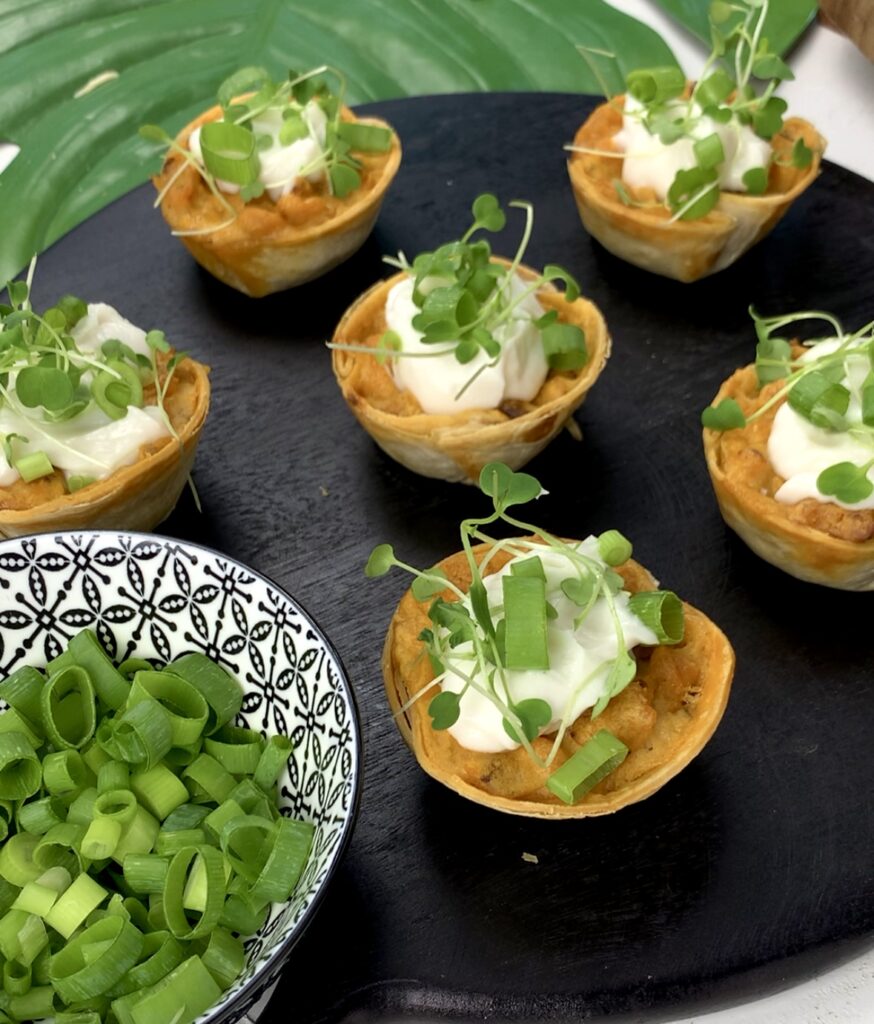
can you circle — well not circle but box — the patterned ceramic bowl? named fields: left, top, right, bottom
left=0, top=530, right=361, bottom=1024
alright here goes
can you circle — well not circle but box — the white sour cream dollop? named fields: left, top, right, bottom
left=439, top=540, right=657, bottom=753
left=386, top=273, right=549, bottom=415
left=189, top=101, right=328, bottom=203
left=768, top=339, right=874, bottom=510
left=0, top=304, right=170, bottom=487
left=613, top=96, right=772, bottom=200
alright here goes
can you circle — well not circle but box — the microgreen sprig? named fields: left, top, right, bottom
left=0, top=262, right=185, bottom=488
left=367, top=462, right=684, bottom=771
left=702, top=307, right=874, bottom=504
left=330, top=194, right=588, bottom=401
left=568, top=0, right=816, bottom=222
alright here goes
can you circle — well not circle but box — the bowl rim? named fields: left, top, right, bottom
left=0, top=527, right=363, bottom=1024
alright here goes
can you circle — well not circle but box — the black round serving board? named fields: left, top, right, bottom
left=24, top=94, right=874, bottom=1022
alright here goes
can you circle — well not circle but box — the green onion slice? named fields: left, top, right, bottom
left=546, top=730, right=629, bottom=804
left=0, top=732, right=42, bottom=800
left=49, top=916, right=143, bottom=1003
left=336, top=120, right=393, bottom=152
left=626, top=66, right=685, bottom=104
left=502, top=574, right=549, bottom=671
left=162, top=847, right=225, bottom=940
left=168, top=655, right=242, bottom=736
left=41, top=667, right=97, bottom=750
left=199, top=122, right=260, bottom=186
left=627, top=590, right=685, bottom=645
left=127, top=673, right=208, bottom=749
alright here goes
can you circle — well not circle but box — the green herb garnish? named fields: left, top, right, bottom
left=567, top=0, right=818, bottom=221
left=141, top=65, right=393, bottom=236
left=330, top=193, right=587, bottom=402
left=368, top=462, right=684, bottom=785
left=702, top=307, right=874, bottom=505
left=0, top=261, right=185, bottom=489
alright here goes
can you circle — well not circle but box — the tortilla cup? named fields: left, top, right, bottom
left=703, top=361, right=874, bottom=590
left=567, top=95, right=825, bottom=282
left=0, top=354, right=210, bottom=537
left=383, top=539, right=735, bottom=818
left=153, top=104, right=401, bottom=298
left=331, top=262, right=611, bottom=483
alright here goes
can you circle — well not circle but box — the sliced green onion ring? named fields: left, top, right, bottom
left=199, top=121, right=260, bottom=185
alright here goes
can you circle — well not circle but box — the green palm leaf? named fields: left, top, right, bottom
left=650, top=0, right=818, bottom=56
left=0, top=0, right=678, bottom=283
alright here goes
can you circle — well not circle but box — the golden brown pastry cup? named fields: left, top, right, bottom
left=331, top=262, right=611, bottom=483
left=383, top=539, right=735, bottom=818
left=567, top=95, right=825, bottom=282
left=703, top=363, right=874, bottom=590
left=153, top=104, right=401, bottom=298
left=0, top=356, right=210, bottom=538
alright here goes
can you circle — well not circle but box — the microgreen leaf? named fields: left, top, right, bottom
left=411, top=569, right=449, bottom=600
left=15, top=366, right=75, bottom=411
left=751, top=53, right=794, bottom=82
left=336, top=121, right=393, bottom=153
left=138, top=124, right=172, bottom=145
left=645, top=109, right=687, bottom=145
left=468, top=578, right=495, bottom=639
left=541, top=265, right=580, bottom=302
left=217, top=66, right=271, bottom=110
left=145, top=330, right=170, bottom=353
left=541, top=323, right=587, bottom=371
left=561, top=574, right=597, bottom=607
left=364, top=544, right=395, bottom=577
left=597, top=650, right=638, bottom=713
left=755, top=336, right=791, bottom=384
left=470, top=193, right=506, bottom=233
left=701, top=397, right=747, bottom=430
left=429, top=599, right=476, bottom=648
left=752, top=96, right=788, bottom=140
left=742, top=167, right=768, bottom=195
left=667, top=166, right=719, bottom=220
left=862, top=373, right=874, bottom=427
left=791, top=137, right=813, bottom=170
left=502, top=698, right=552, bottom=744
left=6, top=281, right=28, bottom=307
left=428, top=691, right=461, bottom=731
left=479, top=462, right=543, bottom=510
left=329, top=163, right=360, bottom=199
left=816, top=461, right=874, bottom=505
left=239, top=181, right=265, bottom=202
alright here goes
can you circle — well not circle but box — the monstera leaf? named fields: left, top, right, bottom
left=0, top=0, right=679, bottom=283
left=651, top=0, right=818, bottom=55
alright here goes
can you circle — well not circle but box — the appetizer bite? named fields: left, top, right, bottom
left=330, top=194, right=610, bottom=483
left=702, top=308, right=874, bottom=589
left=143, top=65, right=401, bottom=297
left=0, top=628, right=312, bottom=1024
left=0, top=273, right=209, bottom=536
left=566, top=0, right=824, bottom=282
left=371, top=463, right=734, bottom=817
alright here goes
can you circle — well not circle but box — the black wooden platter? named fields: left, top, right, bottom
left=25, top=94, right=874, bottom=1022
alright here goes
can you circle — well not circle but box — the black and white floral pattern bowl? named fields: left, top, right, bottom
left=0, top=530, right=361, bottom=1024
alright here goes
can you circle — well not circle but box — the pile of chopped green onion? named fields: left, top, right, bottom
left=0, top=628, right=313, bottom=1024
